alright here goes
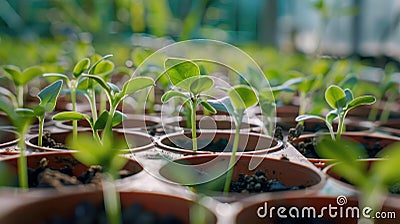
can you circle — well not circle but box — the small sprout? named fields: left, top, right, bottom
left=161, top=58, right=216, bottom=152
left=208, top=85, right=258, bottom=193
left=0, top=98, right=35, bottom=189
left=2, top=65, right=44, bottom=107
left=33, top=80, right=63, bottom=147
left=67, top=132, right=128, bottom=224
left=296, top=85, right=376, bottom=140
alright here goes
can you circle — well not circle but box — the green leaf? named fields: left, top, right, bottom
left=207, top=97, right=234, bottom=114
left=73, top=58, right=90, bottom=78
left=325, top=85, right=347, bottom=110
left=88, top=54, right=113, bottom=74
left=15, top=108, right=35, bottom=118
left=2, top=65, right=21, bottom=84
left=190, top=76, right=214, bottom=95
left=37, top=80, right=63, bottom=112
left=108, top=82, right=121, bottom=93
left=372, top=143, right=400, bottom=184
left=112, top=110, right=126, bottom=127
left=122, top=77, right=154, bottom=96
left=228, top=85, right=258, bottom=110
left=33, top=105, right=45, bottom=118
left=326, top=110, right=338, bottom=123
left=52, top=111, right=90, bottom=121
left=344, top=88, right=353, bottom=103
left=20, top=66, right=44, bottom=86
left=347, top=95, right=376, bottom=111
left=161, top=90, right=187, bottom=103
left=82, top=74, right=112, bottom=97
left=94, top=111, right=109, bottom=130
left=200, top=100, right=216, bottom=114
left=295, top=114, right=325, bottom=122
left=93, top=60, right=114, bottom=76
left=316, top=137, right=369, bottom=187
left=165, top=59, right=200, bottom=90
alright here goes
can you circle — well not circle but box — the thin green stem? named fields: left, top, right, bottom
left=102, top=104, right=117, bottom=141
left=336, top=114, right=345, bottom=140
left=224, top=117, right=242, bottom=193
left=88, top=89, right=98, bottom=123
left=102, top=174, right=122, bottom=224
left=191, top=100, right=197, bottom=152
left=17, top=85, right=24, bottom=107
left=70, top=87, right=78, bottom=142
left=18, top=125, right=29, bottom=189
left=99, top=92, right=107, bottom=114
left=38, top=116, right=44, bottom=147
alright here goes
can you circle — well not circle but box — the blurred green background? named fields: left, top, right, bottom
left=1, top=0, right=400, bottom=68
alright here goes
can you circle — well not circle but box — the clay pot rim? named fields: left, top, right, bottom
left=0, top=129, right=19, bottom=148
left=54, top=114, right=160, bottom=131
left=25, top=129, right=154, bottom=153
left=155, top=130, right=283, bottom=155
left=159, top=154, right=326, bottom=202
left=161, top=115, right=262, bottom=132
left=293, top=131, right=400, bottom=142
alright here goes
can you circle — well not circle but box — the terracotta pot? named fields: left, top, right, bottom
left=0, top=190, right=217, bottom=224
left=0, top=129, right=19, bottom=148
left=0, top=112, right=54, bottom=134
left=376, top=119, right=400, bottom=137
left=235, top=195, right=399, bottom=224
left=163, top=115, right=262, bottom=133
left=159, top=154, right=324, bottom=202
left=0, top=151, right=143, bottom=188
left=26, top=130, right=154, bottom=153
left=156, top=131, right=283, bottom=155
left=289, top=132, right=400, bottom=168
left=55, top=114, right=160, bottom=134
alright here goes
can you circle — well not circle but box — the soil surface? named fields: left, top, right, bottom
left=230, top=170, right=305, bottom=193
left=47, top=200, right=183, bottom=224
left=42, top=131, right=68, bottom=149
left=26, top=157, right=135, bottom=188
left=167, top=138, right=245, bottom=153
left=288, top=124, right=384, bottom=159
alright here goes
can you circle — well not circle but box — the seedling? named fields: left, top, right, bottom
left=208, top=85, right=258, bottom=193
left=68, top=132, right=128, bottom=224
left=0, top=98, right=35, bottom=189
left=44, top=55, right=114, bottom=141
left=161, top=59, right=216, bottom=152
left=1, top=65, right=44, bottom=107
left=53, top=75, right=154, bottom=142
left=317, top=137, right=400, bottom=223
left=296, top=85, right=376, bottom=140
left=33, top=80, right=63, bottom=146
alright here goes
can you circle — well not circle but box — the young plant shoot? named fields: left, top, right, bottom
left=296, top=85, right=376, bottom=140
left=68, top=132, right=128, bottom=224
left=45, top=55, right=114, bottom=141
left=208, top=85, right=258, bottom=193
left=0, top=98, right=35, bottom=189
left=33, top=80, right=63, bottom=147
left=161, top=59, right=216, bottom=152
left=53, top=75, right=154, bottom=142
left=1, top=65, right=44, bottom=107
left=317, top=137, right=400, bottom=223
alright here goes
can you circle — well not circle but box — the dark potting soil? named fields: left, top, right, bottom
left=26, top=158, right=134, bottom=188
left=230, top=170, right=305, bottom=193
left=288, top=124, right=384, bottom=159
left=47, top=200, right=183, bottom=224
left=42, top=131, right=68, bottom=149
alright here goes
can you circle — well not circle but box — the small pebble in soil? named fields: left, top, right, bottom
left=47, top=201, right=183, bottom=224
left=230, top=170, right=305, bottom=193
